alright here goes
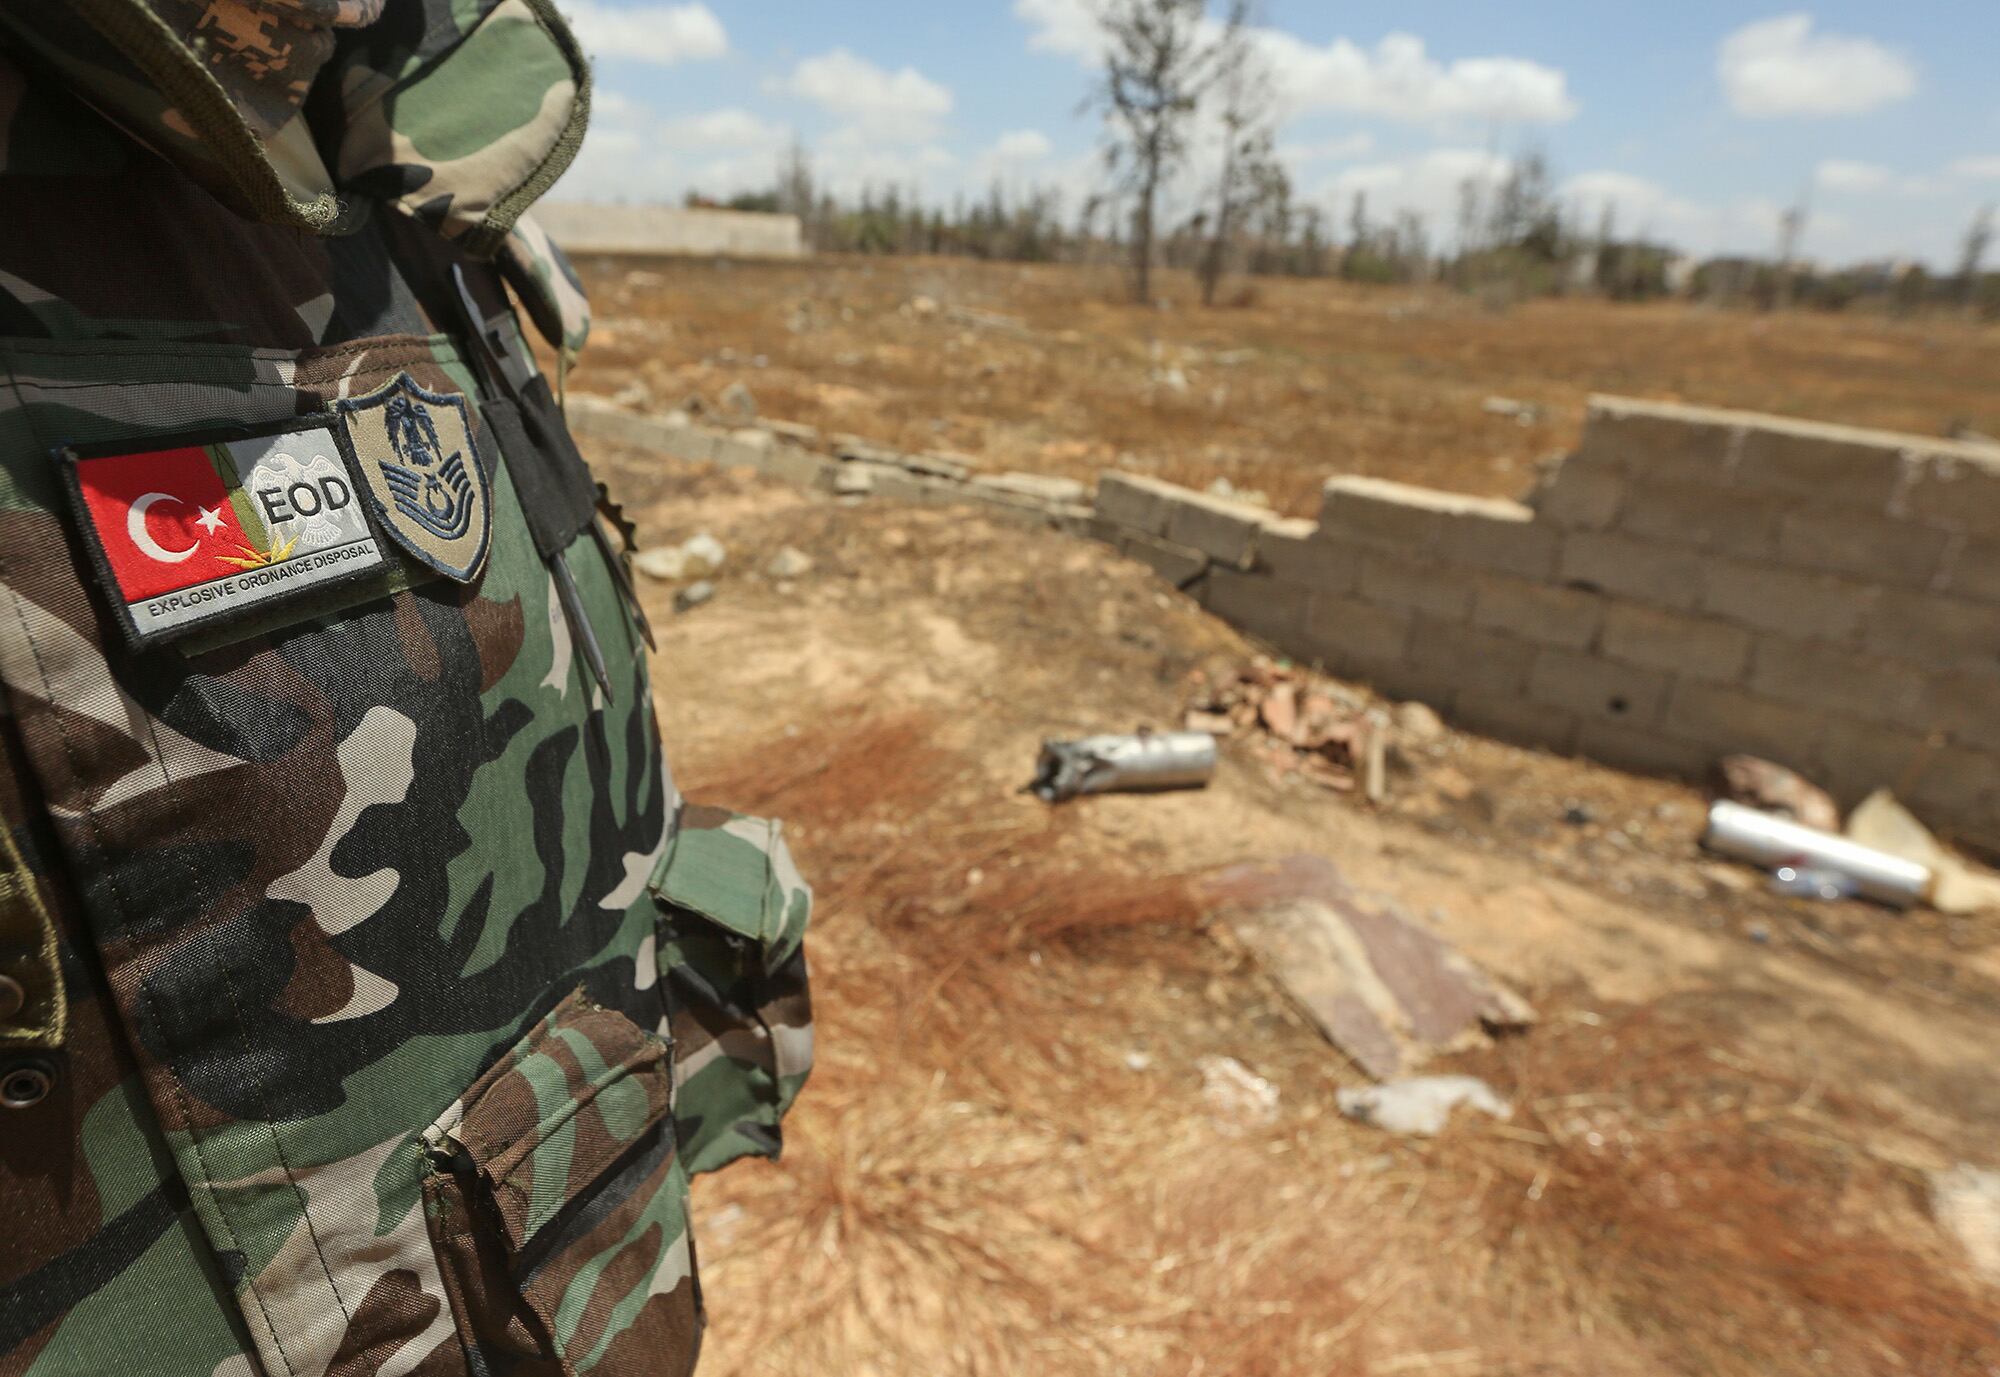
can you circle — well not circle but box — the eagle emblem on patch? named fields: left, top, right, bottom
left=337, top=372, right=492, bottom=583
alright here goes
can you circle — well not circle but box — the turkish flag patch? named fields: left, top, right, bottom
left=60, top=416, right=391, bottom=647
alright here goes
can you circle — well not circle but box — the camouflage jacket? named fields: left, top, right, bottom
left=0, top=7, right=812, bottom=1376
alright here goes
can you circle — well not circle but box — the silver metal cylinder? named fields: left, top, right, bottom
left=1032, top=731, right=1218, bottom=802
left=1701, top=800, right=1931, bottom=908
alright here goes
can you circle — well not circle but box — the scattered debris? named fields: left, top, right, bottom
left=609, top=380, right=651, bottom=409
left=1199, top=855, right=1535, bottom=1081
left=1203, top=476, right=1270, bottom=508
left=1030, top=730, right=1217, bottom=803
left=1562, top=801, right=1596, bottom=827
left=1198, top=1055, right=1279, bottom=1131
left=1184, top=659, right=1377, bottom=793
left=1701, top=800, right=1929, bottom=909
left=765, top=546, right=816, bottom=580
left=1931, top=1165, right=2000, bottom=1283
left=632, top=531, right=728, bottom=583
left=718, top=380, right=757, bottom=424
left=1847, top=789, right=2000, bottom=915
left=906, top=294, right=939, bottom=317
left=1337, top=1076, right=1512, bottom=1137
left=1481, top=396, right=1544, bottom=425
left=1717, top=755, right=1841, bottom=833
left=1391, top=700, right=1446, bottom=742
left=831, top=466, right=875, bottom=496
left=1149, top=366, right=1190, bottom=394
left=674, top=580, right=715, bottom=614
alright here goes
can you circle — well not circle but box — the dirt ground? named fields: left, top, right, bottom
left=591, top=439, right=2000, bottom=1377
left=572, top=256, right=2000, bottom=516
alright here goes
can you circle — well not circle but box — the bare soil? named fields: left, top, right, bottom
left=594, top=441, right=2000, bottom=1377
left=572, top=256, right=2000, bottom=516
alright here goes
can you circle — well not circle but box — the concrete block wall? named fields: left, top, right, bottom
left=536, top=205, right=807, bottom=259
left=1094, top=396, right=2000, bottom=851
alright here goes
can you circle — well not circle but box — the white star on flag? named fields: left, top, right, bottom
left=195, top=504, right=227, bottom=536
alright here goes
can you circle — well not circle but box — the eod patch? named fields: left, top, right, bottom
left=61, top=418, right=391, bottom=647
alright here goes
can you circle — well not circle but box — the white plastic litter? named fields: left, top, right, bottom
left=1337, top=1075, right=1512, bottom=1137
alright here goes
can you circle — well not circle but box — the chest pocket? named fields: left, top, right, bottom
left=422, top=989, right=702, bottom=1375
left=650, top=804, right=815, bottom=1177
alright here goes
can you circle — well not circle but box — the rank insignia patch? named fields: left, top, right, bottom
left=337, top=372, right=492, bottom=583
left=61, top=419, right=390, bottom=647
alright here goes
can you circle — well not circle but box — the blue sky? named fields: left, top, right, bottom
left=552, top=2, right=2000, bottom=268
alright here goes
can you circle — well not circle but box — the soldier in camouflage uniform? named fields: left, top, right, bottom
left=0, top=5, right=813, bottom=1374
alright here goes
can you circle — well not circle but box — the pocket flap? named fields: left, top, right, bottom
left=651, top=805, right=811, bottom=969
left=426, top=989, right=672, bottom=1257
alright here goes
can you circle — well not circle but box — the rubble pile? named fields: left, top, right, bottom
left=1183, top=658, right=1385, bottom=794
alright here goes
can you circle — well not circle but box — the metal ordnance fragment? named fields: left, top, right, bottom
left=1031, top=730, right=1217, bottom=802
left=1701, top=801, right=1930, bottom=908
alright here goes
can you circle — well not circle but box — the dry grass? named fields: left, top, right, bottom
left=573, top=256, right=2000, bottom=515
left=672, top=705, right=2000, bottom=1377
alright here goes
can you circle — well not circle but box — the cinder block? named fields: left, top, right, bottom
left=1815, top=717, right=1936, bottom=807
left=1259, top=520, right=1361, bottom=592
left=1357, top=553, right=1475, bottom=619
left=1599, top=603, right=1753, bottom=683
left=1301, top=593, right=1412, bottom=670
left=1527, top=648, right=1672, bottom=726
left=1573, top=395, right=1739, bottom=483
left=1574, top=721, right=1715, bottom=780
left=973, top=472, right=1089, bottom=505
left=1941, top=536, right=2000, bottom=604
left=1897, top=447, right=2000, bottom=533
left=1165, top=489, right=1272, bottom=569
left=659, top=425, right=719, bottom=465
left=1748, top=638, right=1926, bottom=724
left=1405, top=615, right=1537, bottom=696
left=1364, top=662, right=1464, bottom=714
left=1317, top=476, right=1469, bottom=552
left=1776, top=507, right=1945, bottom=587
left=1471, top=575, right=1604, bottom=649
left=1620, top=479, right=1779, bottom=555
left=1733, top=420, right=1914, bottom=510
left=1902, top=746, right=2000, bottom=834
left=757, top=443, right=833, bottom=489
left=1436, top=507, right=1562, bottom=579
left=1203, top=567, right=1312, bottom=646
left=1451, top=691, right=1579, bottom=753
left=1559, top=531, right=1707, bottom=610
left=1120, top=531, right=1208, bottom=587
left=1699, top=559, right=1878, bottom=642
left=1860, top=591, right=2000, bottom=674
left=1095, top=473, right=1189, bottom=537
left=1532, top=456, right=1627, bottom=530
left=711, top=431, right=773, bottom=470
left=1663, top=681, right=1826, bottom=764
left=1925, top=669, right=2000, bottom=753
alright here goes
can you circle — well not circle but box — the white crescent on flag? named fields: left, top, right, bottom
left=127, top=492, right=197, bottom=563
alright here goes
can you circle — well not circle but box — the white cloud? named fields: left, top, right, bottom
left=1258, top=31, right=1576, bottom=125
left=1282, top=132, right=1376, bottom=163
left=562, top=1, right=727, bottom=66
left=553, top=101, right=791, bottom=202
left=776, top=49, right=954, bottom=139
left=1717, top=14, right=1915, bottom=118
left=1816, top=158, right=1892, bottom=191
left=1014, top=0, right=1575, bottom=125
left=1014, top=0, right=1104, bottom=60
left=1321, top=148, right=1512, bottom=235
left=1950, top=156, right=2000, bottom=180
left=991, top=129, right=1054, bottom=162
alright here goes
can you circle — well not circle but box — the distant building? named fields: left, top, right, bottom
left=535, top=204, right=807, bottom=259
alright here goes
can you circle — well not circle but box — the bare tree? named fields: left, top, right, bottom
left=1195, top=1, right=1274, bottom=305
left=1959, top=203, right=1994, bottom=310
left=1087, top=0, right=1225, bottom=302
left=775, top=138, right=817, bottom=245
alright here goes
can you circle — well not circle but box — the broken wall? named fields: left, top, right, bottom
left=1094, top=397, right=2000, bottom=851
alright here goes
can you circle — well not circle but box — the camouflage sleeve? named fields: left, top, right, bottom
left=651, top=804, right=816, bottom=1177
left=499, top=210, right=592, bottom=362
